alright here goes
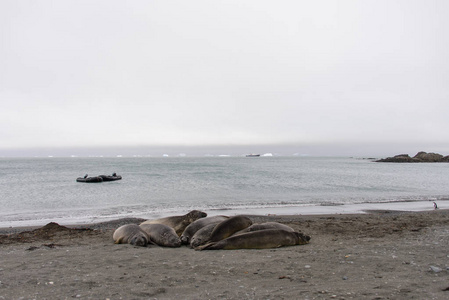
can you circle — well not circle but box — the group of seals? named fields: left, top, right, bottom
left=113, top=210, right=311, bottom=250
left=180, top=215, right=229, bottom=245
left=140, top=210, right=207, bottom=236
left=197, top=230, right=310, bottom=250
left=192, top=217, right=310, bottom=250
left=113, top=210, right=206, bottom=247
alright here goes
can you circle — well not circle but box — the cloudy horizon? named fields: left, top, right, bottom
left=2, top=1, right=448, bottom=157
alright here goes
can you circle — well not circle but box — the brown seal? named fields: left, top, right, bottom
left=180, top=215, right=229, bottom=245
left=234, top=222, right=295, bottom=235
left=112, top=224, right=151, bottom=247
left=140, top=210, right=207, bottom=236
left=189, top=223, right=218, bottom=248
left=140, top=223, right=181, bottom=247
left=208, top=215, right=252, bottom=243
left=197, top=229, right=310, bottom=250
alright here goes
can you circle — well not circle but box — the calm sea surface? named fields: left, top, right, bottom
left=1, top=156, right=449, bottom=227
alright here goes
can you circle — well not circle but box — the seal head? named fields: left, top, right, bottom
left=113, top=224, right=150, bottom=247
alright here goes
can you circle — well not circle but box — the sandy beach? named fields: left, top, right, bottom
left=1, top=209, right=449, bottom=299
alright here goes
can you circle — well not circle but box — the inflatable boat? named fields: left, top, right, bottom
left=76, top=176, right=103, bottom=183
left=98, top=174, right=122, bottom=181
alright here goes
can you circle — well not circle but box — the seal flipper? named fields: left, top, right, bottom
left=194, top=242, right=215, bottom=251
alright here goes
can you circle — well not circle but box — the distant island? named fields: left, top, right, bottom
left=376, top=151, right=449, bottom=163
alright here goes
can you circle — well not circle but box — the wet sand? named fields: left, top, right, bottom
left=1, top=210, right=449, bottom=299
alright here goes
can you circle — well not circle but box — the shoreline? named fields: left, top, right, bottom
left=1, top=206, right=446, bottom=235
left=1, top=199, right=446, bottom=232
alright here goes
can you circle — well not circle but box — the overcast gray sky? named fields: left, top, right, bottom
left=1, top=0, right=448, bottom=157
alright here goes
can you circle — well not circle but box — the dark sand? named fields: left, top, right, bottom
left=1, top=210, right=449, bottom=299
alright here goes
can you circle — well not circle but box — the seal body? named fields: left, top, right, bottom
left=181, top=215, right=229, bottom=245
left=208, top=215, right=252, bottom=243
left=234, top=222, right=295, bottom=235
left=190, top=223, right=218, bottom=248
left=197, top=229, right=310, bottom=250
left=140, top=210, right=207, bottom=236
left=113, top=224, right=150, bottom=247
left=140, top=223, right=181, bottom=247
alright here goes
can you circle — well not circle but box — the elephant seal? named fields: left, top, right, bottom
left=189, top=223, right=218, bottom=248
left=180, top=215, right=229, bottom=245
left=140, top=210, right=207, bottom=236
left=140, top=224, right=181, bottom=247
left=197, top=229, right=311, bottom=250
left=234, top=222, right=295, bottom=235
left=113, top=224, right=151, bottom=247
left=208, top=215, right=252, bottom=243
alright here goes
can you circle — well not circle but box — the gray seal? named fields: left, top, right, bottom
left=208, top=215, right=252, bottom=243
left=180, top=215, right=229, bottom=245
left=140, top=223, right=181, bottom=247
left=197, top=229, right=311, bottom=250
left=234, top=222, right=295, bottom=235
left=113, top=224, right=151, bottom=247
left=140, top=210, right=207, bottom=236
left=189, top=223, right=218, bottom=248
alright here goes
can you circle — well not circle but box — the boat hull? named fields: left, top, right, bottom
left=76, top=176, right=103, bottom=183
left=98, top=175, right=122, bottom=181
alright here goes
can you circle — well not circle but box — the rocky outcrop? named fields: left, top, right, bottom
left=376, top=151, right=449, bottom=163
left=413, top=152, right=444, bottom=162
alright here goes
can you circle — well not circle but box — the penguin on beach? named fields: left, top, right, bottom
left=433, top=202, right=438, bottom=209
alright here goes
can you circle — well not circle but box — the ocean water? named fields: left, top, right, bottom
left=1, top=156, right=449, bottom=227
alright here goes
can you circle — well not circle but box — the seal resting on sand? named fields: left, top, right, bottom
left=140, top=210, right=207, bottom=236
left=189, top=223, right=218, bottom=248
left=208, top=215, right=252, bottom=243
left=234, top=222, right=295, bottom=235
left=196, top=229, right=311, bottom=250
left=113, top=224, right=151, bottom=247
left=180, top=215, right=229, bottom=245
left=140, top=223, right=181, bottom=247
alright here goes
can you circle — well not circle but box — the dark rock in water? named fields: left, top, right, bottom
left=376, top=151, right=449, bottom=163
left=375, top=154, right=414, bottom=163
left=413, top=151, right=443, bottom=162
